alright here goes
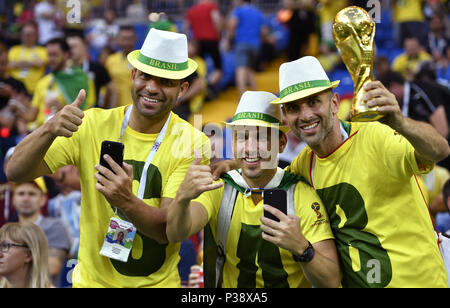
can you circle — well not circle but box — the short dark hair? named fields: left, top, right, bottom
left=444, top=179, right=450, bottom=212
left=119, top=25, right=135, bottom=32
left=377, top=70, right=405, bottom=88
left=46, top=37, right=70, bottom=53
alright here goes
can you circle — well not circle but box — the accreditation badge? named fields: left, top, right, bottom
left=100, top=217, right=136, bottom=262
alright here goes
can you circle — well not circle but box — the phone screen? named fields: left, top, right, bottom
left=263, top=189, right=287, bottom=222
left=100, top=141, right=124, bottom=173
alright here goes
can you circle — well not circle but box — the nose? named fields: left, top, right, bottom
left=245, top=131, right=259, bottom=156
left=144, top=77, right=161, bottom=94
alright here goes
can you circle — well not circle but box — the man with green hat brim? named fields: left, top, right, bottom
left=167, top=90, right=341, bottom=288
left=275, top=56, right=450, bottom=287
left=6, top=28, right=212, bottom=287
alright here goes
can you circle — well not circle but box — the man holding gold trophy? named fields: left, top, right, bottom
left=212, top=6, right=448, bottom=288
left=276, top=6, right=449, bottom=287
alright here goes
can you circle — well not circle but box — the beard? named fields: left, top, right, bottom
left=292, top=101, right=334, bottom=148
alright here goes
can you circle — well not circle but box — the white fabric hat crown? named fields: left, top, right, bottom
left=127, top=28, right=197, bottom=79
left=223, top=91, right=290, bottom=133
left=272, top=56, right=339, bottom=104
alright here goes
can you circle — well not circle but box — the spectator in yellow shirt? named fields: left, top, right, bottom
left=29, top=38, right=95, bottom=130
left=8, top=21, right=48, bottom=94
left=105, top=25, right=136, bottom=107
left=393, top=0, right=427, bottom=46
left=392, top=36, right=432, bottom=81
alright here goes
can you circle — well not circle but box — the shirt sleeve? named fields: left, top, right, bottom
left=193, top=180, right=225, bottom=223
left=161, top=128, right=211, bottom=199
left=370, top=122, right=433, bottom=177
left=295, top=182, right=334, bottom=244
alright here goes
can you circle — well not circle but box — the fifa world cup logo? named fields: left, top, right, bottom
left=333, top=6, right=384, bottom=122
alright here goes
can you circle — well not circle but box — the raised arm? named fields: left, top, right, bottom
left=6, top=90, right=86, bottom=182
left=166, top=154, right=222, bottom=243
left=364, top=81, right=450, bottom=165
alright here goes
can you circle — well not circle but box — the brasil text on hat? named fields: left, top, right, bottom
left=272, top=56, right=340, bottom=105
left=127, top=28, right=198, bottom=80
left=222, top=91, right=290, bottom=134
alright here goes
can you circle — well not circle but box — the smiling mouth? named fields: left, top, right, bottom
left=140, top=95, right=160, bottom=104
left=299, top=121, right=319, bottom=133
left=244, top=157, right=260, bottom=163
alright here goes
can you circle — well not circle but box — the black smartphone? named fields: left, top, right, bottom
left=263, top=189, right=287, bottom=222
left=99, top=141, right=124, bottom=173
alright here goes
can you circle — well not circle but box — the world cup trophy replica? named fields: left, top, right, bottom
left=333, top=6, right=384, bottom=122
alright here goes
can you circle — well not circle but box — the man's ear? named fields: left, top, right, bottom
left=131, top=68, right=137, bottom=80
left=178, top=80, right=190, bottom=98
left=279, top=132, right=287, bottom=154
left=331, top=92, right=340, bottom=115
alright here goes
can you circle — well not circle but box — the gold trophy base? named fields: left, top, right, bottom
left=350, top=108, right=384, bottom=122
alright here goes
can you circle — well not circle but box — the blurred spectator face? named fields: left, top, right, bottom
left=117, top=29, right=136, bottom=54
left=374, top=57, right=390, bottom=77
left=46, top=43, right=68, bottom=72
left=104, top=9, right=115, bottom=24
left=0, top=235, right=32, bottom=278
left=404, top=38, right=420, bottom=57
left=429, top=15, right=444, bottom=34
left=67, top=36, right=86, bottom=64
left=388, top=82, right=404, bottom=102
left=13, top=183, right=45, bottom=218
left=21, top=23, right=38, bottom=47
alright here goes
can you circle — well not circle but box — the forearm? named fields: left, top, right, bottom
left=166, top=194, right=193, bottom=243
left=396, top=116, right=450, bottom=163
left=300, top=251, right=341, bottom=288
left=6, top=123, right=54, bottom=181
left=119, top=195, right=169, bottom=244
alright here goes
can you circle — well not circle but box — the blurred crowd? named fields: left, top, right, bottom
left=0, top=0, right=449, bottom=288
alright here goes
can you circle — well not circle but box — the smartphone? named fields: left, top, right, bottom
left=99, top=141, right=124, bottom=173
left=263, top=189, right=287, bottom=222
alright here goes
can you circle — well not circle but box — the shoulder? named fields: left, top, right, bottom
left=8, top=45, right=21, bottom=55
left=169, top=113, right=208, bottom=140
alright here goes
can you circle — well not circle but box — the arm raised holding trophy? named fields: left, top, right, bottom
left=333, top=6, right=449, bottom=165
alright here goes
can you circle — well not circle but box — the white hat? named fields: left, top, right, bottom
left=127, top=28, right=198, bottom=80
left=222, top=91, right=290, bottom=134
left=272, top=56, right=340, bottom=104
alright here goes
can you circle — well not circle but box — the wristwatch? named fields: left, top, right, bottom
left=292, top=241, right=315, bottom=263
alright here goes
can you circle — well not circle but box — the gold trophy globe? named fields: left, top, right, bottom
left=333, top=6, right=384, bottom=122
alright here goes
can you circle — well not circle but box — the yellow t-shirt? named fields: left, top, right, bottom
left=105, top=52, right=133, bottom=107
left=288, top=121, right=448, bottom=288
left=392, top=51, right=432, bottom=80
left=317, top=0, right=347, bottom=23
left=196, top=172, right=334, bottom=288
left=44, top=106, right=211, bottom=287
left=8, top=45, right=48, bottom=94
left=393, top=0, right=425, bottom=23
left=30, top=72, right=96, bottom=130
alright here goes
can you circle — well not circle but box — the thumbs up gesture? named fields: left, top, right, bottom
left=46, top=89, right=85, bottom=138
left=177, top=150, right=223, bottom=202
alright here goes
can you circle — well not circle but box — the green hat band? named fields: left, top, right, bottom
left=232, top=112, right=281, bottom=124
left=137, top=52, right=188, bottom=71
left=280, top=80, right=332, bottom=99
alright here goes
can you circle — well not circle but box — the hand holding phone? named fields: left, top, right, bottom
left=100, top=141, right=124, bottom=173
left=263, top=189, right=287, bottom=222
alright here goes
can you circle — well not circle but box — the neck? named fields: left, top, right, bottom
left=311, top=120, right=345, bottom=157
left=19, top=212, right=40, bottom=224
left=4, top=267, right=30, bottom=288
left=242, top=168, right=277, bottom=189
left=129, top=107, right=171, bottom=134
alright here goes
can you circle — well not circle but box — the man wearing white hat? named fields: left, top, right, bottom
left=274, top=56, right=449, bottom=287
left=6, top=28, right=211, bottom=287
left=167, top=91, right=341, bottom=288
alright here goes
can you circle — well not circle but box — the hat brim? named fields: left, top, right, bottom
left=221, top=120, right=290, bottom=134
left=127, top=50, right=198, bottom=80
left=271, top=80, right=340, bottom=104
